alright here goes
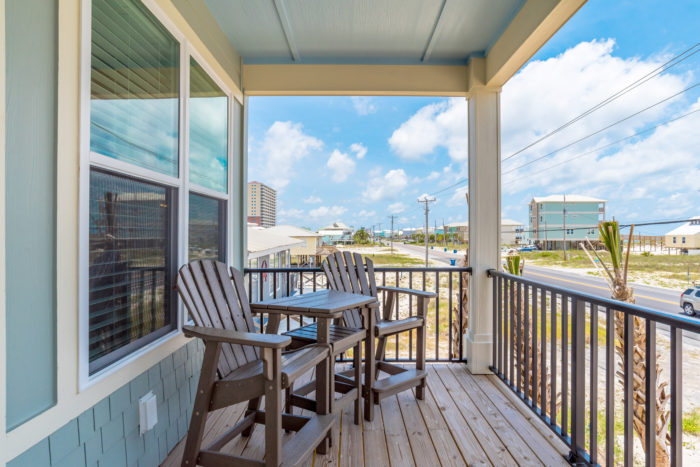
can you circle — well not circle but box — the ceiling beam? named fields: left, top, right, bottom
left=421, top=0, right=448, bottom=62
left=273, top=0, right=300, bottom=62
left=243, top=64, right=470, bottom=96
left=485, top=0, right=587, bottom=87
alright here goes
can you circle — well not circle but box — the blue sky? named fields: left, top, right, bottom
left=248, top=0, right=700, bottom=236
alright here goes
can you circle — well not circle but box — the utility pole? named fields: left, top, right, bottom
left=388, top=215, right=397, bottom=254
left=562, top=193, right=568, bottom=260
left=418, top=196, right=436, bottom=267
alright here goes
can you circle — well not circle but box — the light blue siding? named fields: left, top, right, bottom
left=5, top=0, right=58, bottom=429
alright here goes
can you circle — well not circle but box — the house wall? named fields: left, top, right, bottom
left=665, top=233, right=700, bottom=249
left=5, top=0, right=58, bottom=432
left=289, top=236, right=320, bottom=256
left=1, top=0, right=247, bottom=464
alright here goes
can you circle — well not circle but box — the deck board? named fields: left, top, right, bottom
left=161, top=363, right=570, bottom=466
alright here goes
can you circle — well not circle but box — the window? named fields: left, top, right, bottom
left=695, top=290, right=700, bottom=298
left=84, top=0, right=232, bottom=377
left=88, top=170, right=177, bottom=372
left=673, top=237, right=677, bottom=244
left=682, top=237, right=686, bottom=244
left=188, top=193, right=226, bottom=262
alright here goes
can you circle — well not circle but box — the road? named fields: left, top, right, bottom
left=392, top=242, right=700, bottom=347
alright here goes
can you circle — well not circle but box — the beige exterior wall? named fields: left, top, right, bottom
left=665, top=233, right=700, bottom=249
left=289, top=236, right=321, bottom=256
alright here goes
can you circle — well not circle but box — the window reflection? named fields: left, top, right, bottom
left=189, top=58, right=228, bottom=192
left=188, top=193, right=225, bottom=262
left=90, top=0, right=179, bottom=176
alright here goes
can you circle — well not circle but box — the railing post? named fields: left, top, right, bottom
left=568, top=298, right=585, bottom=463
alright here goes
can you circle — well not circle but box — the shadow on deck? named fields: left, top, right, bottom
left=161, top=363, right=568, bottom=466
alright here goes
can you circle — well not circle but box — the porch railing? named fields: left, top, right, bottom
left=489, top=269, right=699, bottom=466
left=244, top=266, right=471, bottom=362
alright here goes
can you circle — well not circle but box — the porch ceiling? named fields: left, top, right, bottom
left=204, top=0, right=525, bottom=65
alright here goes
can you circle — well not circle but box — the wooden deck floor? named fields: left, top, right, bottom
left=162, top=363, right=569, bottom=466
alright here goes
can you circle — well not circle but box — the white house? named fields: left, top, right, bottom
left=665, top=217, right=700, bottom=249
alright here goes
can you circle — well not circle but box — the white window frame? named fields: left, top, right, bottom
left=78, top=0, right=235, bottom=389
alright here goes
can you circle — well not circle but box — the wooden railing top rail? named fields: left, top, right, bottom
left=245, top=266, right=472, bottom=274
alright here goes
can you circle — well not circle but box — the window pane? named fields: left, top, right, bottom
left=189, top=193, right=225, bottom=262
left=90, top=0, right=179, bottom=176
left=89, top=170, right=176, bottom=373
left=189, top=58, right=228, bottom=192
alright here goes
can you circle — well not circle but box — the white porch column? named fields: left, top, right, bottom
left=466, top=64, right=501, bottom=374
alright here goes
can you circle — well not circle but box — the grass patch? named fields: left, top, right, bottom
left=684, top=408, right=700, bottom=435
left=365, top=253, right=425, bottom=266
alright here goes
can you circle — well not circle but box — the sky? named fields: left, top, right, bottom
left=247, top=0, right=700, bottom=236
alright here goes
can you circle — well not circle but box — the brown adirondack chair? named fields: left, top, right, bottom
left=322, top=252, right=436, bottom=419
left=176, top=260, right=336, bottom=467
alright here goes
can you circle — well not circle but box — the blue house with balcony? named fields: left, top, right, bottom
left=529, top=195, right=606, bottom=250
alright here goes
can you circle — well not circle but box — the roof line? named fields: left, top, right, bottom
left=421, top=0, right=448, bottom=62
left=273, top=0, right=300, bottom=62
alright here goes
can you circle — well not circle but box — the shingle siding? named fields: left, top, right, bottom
left=8, top=339, right=204, bottom=467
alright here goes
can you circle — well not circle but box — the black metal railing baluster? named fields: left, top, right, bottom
left=550, top=291, right=557, bottom=428
left=492, top=272, right=498, bottom=369
left=540, top=288, right=546, bottom=418
left=562, top=295, right=569, bottom=438
left=606, top=307, right=615, bottom=465
left=459, top=270, right=464, bottom=362
left=409, top=270, right=413, bottom=361
left=509, top=278, right=515, bottom=387
left=516, top=281, right=522, bottom=393
left=435, top=271, right=440, bottom=361
left=590, top=304, right=599, bottom=466
left=624, top=312, right=634, bottom=466
left=671, top=326, right=682, bottom=466
left=645, top=318, right=656, bottom=467
left=571, top=298, right=585, bottom=462
left=396, top=271, right=400, bottom=360
left=531, top=286, right=538, bottom=408
left=497, top=275, right=503, bottom=374
left=449, top=271, right=453, bottom=362
left=524, top=283, right=530, bottom=402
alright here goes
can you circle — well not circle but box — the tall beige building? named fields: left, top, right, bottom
left=247, top=181, right=277, bottom=227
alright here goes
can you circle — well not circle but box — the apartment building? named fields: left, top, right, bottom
left=247, top=181, right=277, bottom=227
left=529, top=195, right=606, bottom=250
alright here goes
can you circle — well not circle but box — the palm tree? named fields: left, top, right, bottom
left=581, top=221, right=670, bottom=465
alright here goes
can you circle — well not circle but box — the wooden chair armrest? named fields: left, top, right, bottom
left=376, top=286, right=437, bottom=299
left=249, top=306, right=344, bottom=320
left=183, top=325, right=291, bottom=349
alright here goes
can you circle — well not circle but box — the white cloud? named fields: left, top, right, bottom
left=351, top=97, right=377, bottom=115
left=363, top=169, right=409, bottom=202
left=425, top=171, right=440, bottom=181
left=326, top=149, right=356, bottom=182
left=446, top=186, right=469, bottom=207
left=388, top=202, right=407, bottom=214
left=309, top=205, right=348, bottom=219
left=279, top=208, right=304, bottom=219
left=496, top=39, right=700, bottom=223
left=303, top=195, right=322, bottom=204
left=250, top=121, right=323, bottom=190
left=357, top=209, right=377, bottom=218
left=350, top=143, right=367, bottom=159
left=389, top=99, right=467, bottom=162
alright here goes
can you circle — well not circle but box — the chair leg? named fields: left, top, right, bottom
left=182, top=342, right=221, bottom=467
left=353, top=343, right=361, bottom=425
left=264, top=348, right=283, bottom=467
left=242, top=397, right=261, bottom=437
left=416, top=298, right=427, bottom=401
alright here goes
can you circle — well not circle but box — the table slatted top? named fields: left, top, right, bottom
left=251, top=290, right=378, bottom=313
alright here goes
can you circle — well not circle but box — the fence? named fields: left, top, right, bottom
left=244, top=266, right=471, bottom=362
left=489, top=269, right=700, bottom=466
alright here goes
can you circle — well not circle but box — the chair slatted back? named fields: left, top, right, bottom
left=176, top=260, right=260, bottom=377
left=322, top=252, right=379, bottom=327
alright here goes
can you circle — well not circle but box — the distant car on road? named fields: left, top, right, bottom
left=680, top=287, right=700, bottom=316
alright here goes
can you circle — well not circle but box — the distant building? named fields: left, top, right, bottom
left=267, top=225, right=322, bottom=265
left=446, top=220, right=524, bottom=245
left=501, top=219, right=525, bottom=245
left=529, top=195, right=606, bottom=250
left=247, top=181, right=276, bottom=227
left=247, top=227, right=303, bottom=300
left=665, top=217, right=700, bottom=249
left=318, top=222, right=354, bottom=245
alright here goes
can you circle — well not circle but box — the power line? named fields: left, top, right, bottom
left=502, top=107, right=700, bottom=183
left=502, top=81, right=700, bottom=175
left=500, top=218, right=698, bottom=235
left=502, top=42, right=700, bottom=163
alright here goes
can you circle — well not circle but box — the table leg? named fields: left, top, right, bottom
left=316, top=317, right=331, bottom=453
left=364, top=305, right=376, bottom=421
